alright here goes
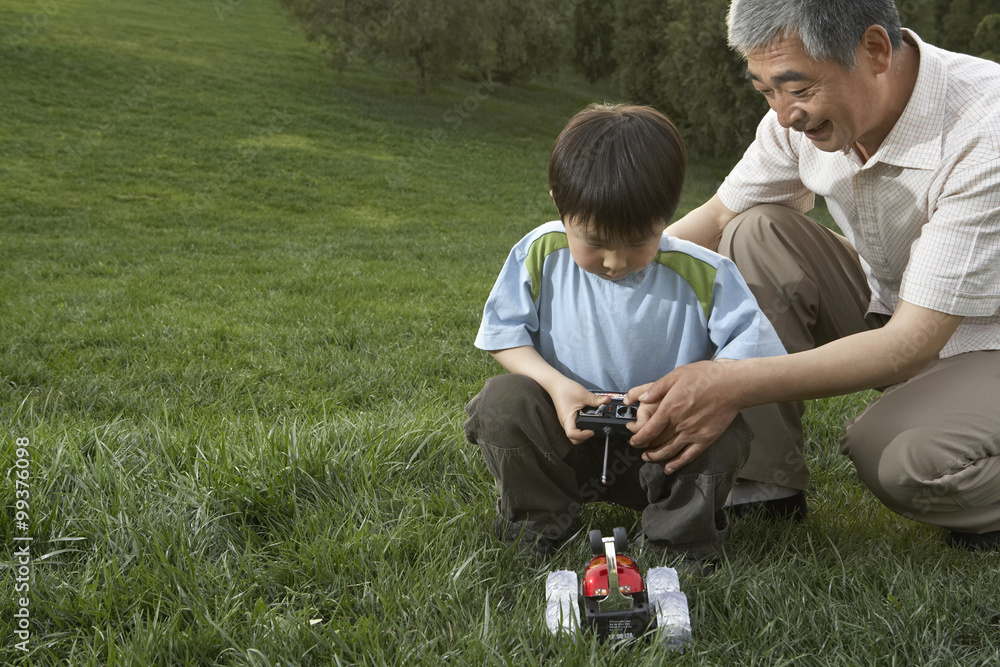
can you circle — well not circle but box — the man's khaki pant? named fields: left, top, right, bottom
left=721, top=205, right=1000, bottom=534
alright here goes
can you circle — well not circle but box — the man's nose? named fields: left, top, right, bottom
left=773, top=98, right=806, bottom=129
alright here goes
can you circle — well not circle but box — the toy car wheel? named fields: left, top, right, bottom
left=646, top=566, right=692, bottom=650
left=589, top=529, right=604, bottom=555
left=613, top=526, right=628, bottom=553
left=544, top=570, right=580, bottom=638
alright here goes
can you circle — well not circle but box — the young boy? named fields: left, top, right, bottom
left=463, top=103, right=785, bottom=566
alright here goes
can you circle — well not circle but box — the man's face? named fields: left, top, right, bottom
left=746, top=34, right=878, bottom=153
left=564, top=219, right=665, bottom=281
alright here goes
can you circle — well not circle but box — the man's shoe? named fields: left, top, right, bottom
left=726, top=491, right=807, bottom=522
left=945, top=529, right=1000, bottom=551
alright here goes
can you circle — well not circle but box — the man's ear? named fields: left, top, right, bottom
left=860, top=25, right=893, bottom=75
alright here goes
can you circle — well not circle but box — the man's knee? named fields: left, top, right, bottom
left=719, top=204, right=804, bottom=259
left=844, top=425, right=953, bottom=515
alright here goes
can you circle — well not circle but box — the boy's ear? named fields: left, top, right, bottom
left=549, top=189, right=562, bottom=216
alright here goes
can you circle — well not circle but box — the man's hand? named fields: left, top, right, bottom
left=625, top=360, right=742, bottom=474
left=622, top=302, right=963, bottom=475
left=550, top=380, right=611, bottom=444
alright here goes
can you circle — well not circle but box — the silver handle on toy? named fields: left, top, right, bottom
left=599, top=534, right=633, bottom=612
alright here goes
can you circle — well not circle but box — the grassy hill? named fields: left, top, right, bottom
left=1, top=1, right=997, bottom=664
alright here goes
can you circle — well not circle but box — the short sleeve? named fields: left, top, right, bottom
left=718, top=111, right=816, bottom=215
left=901, top=156, right=1000, bottom=316
left=707, top=258, right=787, bottom=360
left=474, top=244, right=539, bottom=352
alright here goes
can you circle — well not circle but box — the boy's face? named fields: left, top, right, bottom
left=564, top=218, right=666, bottom=281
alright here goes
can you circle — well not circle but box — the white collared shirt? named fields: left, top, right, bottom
left=718, top=30, right=1000, bottom=358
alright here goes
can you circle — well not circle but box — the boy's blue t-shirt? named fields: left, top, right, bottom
left=475, top=220, right=787, bottom=391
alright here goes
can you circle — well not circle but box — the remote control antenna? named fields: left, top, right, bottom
left=601, top=426, right=612, bottom=485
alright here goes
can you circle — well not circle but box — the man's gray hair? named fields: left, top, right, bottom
left=727, top=0, right=903, bottom=69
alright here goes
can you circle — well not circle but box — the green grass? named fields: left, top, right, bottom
left=1, top=1, right=998, bottom=664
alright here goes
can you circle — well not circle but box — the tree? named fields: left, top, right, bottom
left=972, top=13, right=1000, bottom=62
left=655, top=0, right=765, bottom=158
left=468, top=0, right=568, bottom=84
left=581, top=0, right=1000, bottom=158
left=278, top=0, right=466, bottom=94
left=940, top=0, right=1000, bottom=52
left=608, top=0, right=765, bottom=158
left=899, top=0, right=1000, bottom=61
left=279, top=0, right=567, bottom=94
left=573, top=0, right=617, bottom=83
left=612, top=0, right=668, bottom=105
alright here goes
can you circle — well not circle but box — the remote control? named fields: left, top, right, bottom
left=576, top=392, right=638, bottom=437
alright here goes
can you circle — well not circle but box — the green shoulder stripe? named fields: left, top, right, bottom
left=526, top=231, right=569, bottom=302
left=654, top=251, right=717, bottom=320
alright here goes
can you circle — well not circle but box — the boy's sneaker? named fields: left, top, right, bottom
left=639, top=537, right=719, bottom=577
left=492, top=514, right=561, bottom=558
left=945, top=529, right=1000, bottom=551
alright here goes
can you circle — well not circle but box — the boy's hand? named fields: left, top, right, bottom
left=551, top=381, right=610, bottom=445
left=487, top=346, right=612, bottom=444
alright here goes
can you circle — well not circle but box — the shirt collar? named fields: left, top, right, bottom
left=867, top=29, right=946, bottom=170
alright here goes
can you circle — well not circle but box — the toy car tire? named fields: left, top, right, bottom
left=645, top=567, right=691, bottom=650
left=589, top=529, right=605, bottom=555
left=613, top=526, right=628, bottom=553
left=544, top=570, right=580, bottom=637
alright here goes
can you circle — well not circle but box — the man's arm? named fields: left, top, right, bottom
left=490, top=346, right=609, bottom=444
left=626, top=301, right=963, bottom=473
left=665, top=194, right=740, bottom=251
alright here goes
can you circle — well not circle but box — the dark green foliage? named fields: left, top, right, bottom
left=280, top=1, right=1000, bottom=150
left=573, top=0, right=617, bottom=83
left=973, top=13, right=1000, bottom=62
left=576, top=0, right=1000, bottom=157
left=655, top=0, right=766, bottom=158
left=609, top=0, right=765, bottom=158
left=898, top=0, right=1000, bottom=62
left=938, top=0, right=1000, bottom=55
left=278, top=0, right=471, bottom=94
left=476, top=0, right=569, bottom=84
left=278, top=0, right=568, bottom=93
left=611, top=0, right=666, bottom=105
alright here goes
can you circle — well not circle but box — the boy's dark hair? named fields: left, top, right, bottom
left=548, top=103, right=686, bottom=246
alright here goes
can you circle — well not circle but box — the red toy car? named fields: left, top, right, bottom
left=545, top=527, right=692, bottom=647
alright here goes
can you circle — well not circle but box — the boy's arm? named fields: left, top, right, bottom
left=490, top=346, right=610, bottom=445
left=665, top=194, right=739, bottom=252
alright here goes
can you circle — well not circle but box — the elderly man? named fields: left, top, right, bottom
left=627, top=0, right=1000, bottom=549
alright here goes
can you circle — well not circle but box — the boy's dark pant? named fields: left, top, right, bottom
left=464, top=374, right=751, bottom=560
